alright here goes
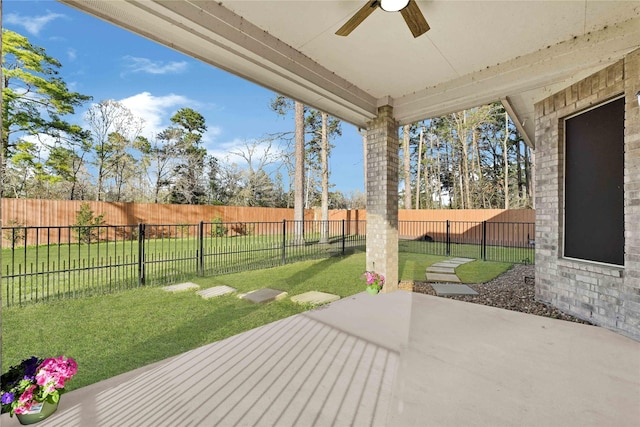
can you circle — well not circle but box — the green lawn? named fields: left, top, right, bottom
left=2, top=252, right=512, bottom=392
left=456, top=260, right=512, bottom=283
left=398, top=253, right=449, bottom=281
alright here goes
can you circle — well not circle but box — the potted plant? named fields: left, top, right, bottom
left=1, top=356, right=77, bottom=425
left=363, top=271, right=385, bottom=295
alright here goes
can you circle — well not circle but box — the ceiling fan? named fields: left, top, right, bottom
left=335, top=0, right=430, bottom=38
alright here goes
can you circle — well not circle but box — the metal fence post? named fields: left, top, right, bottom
left=198, top=221, right=204, bottom=275
left=482, top=221, right=487, bottom=261
left=446, top=220, right=451, bottom=256
left=138, top=223, right=145, bottom=286
left=342, top=219, right=346, bottom=255
left=282, top=219, right=287, bottom=265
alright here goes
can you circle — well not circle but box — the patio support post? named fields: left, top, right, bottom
left=365, top=105, right=399, bottom=292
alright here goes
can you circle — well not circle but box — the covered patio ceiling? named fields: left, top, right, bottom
left=60, top=1, right=640, bottom=147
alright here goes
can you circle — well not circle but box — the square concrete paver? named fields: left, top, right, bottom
left=426, top=273, right=461, bottom=283
left=449, top=257, right=475, bottom=264
left=438, top=262, right=464, bottom=268
left=241, top=288, right=288, bottom=304
left=431, top=283, right=478, bottom=296
left=162, top=282, right=200, bottom=292
left=426, top=266, right=456, bottom=274
left=436, top=262, right=463, bottom=268
left=197, top=285, right=237, bottom=299
left=291, top=291, right=340, bottom=305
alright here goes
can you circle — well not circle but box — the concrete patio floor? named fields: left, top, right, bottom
left=3, top=291, right=639, bottom=426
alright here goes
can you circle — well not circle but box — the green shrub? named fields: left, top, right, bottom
left=74, top=203, right=106, bottom=244
left=210, top=217, right=228, bottom=237
left=3, top=219, right=26, bottom=248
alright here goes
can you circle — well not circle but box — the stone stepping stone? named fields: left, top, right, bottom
left=162, top=282, right=200, bottom=292
left=431, top=283, right=479, bottom=296
left=291, top=291, right=340, bottom=305
left=437, top=261, right=466, bottom=268
left=241, top=288, right=288, bottom=304
left=425, top=272, right=461, bottom=283
left=426, top=266, right=456, bottom=274
left=449, top=257, right=474, bottom=264
left=197, top=285, right=237, bottom=299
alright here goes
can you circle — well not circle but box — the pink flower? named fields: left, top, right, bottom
left=2, top=355, right=77, bottom=417
left=18, top=385, right=36, bottom=403
left=35, top=356, right=78, bottom=391
left=14, top=405, right=29, bottom=415
left=363, top=271, right=385, bottom=288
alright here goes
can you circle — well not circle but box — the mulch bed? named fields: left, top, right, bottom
left=408, top=264, right=593, bottom=325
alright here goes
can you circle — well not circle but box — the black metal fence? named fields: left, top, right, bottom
left=1, top=219, right=534, bottom=306
left=1, top=220, right=366, bottom=306
left=399, top=220, right=535, bottom=264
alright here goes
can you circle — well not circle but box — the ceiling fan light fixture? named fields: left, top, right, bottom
left=380, top=0, right=410, bottom=12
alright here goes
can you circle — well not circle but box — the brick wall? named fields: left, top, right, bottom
left=535, top=48, right=640, bottom=340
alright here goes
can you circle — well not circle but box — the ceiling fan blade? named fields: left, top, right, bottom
left=400, top=0, right=430, bottom=38
left=335, top=0, right=379, bottom=36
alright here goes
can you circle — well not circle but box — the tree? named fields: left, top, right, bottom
left=227, top=138, right=283, bottom=207
left=85, top=100, right=143, bottom=201
left=304, top=110, right=341, bottom=241
left=304, top=109, right=341, bottom=209
left=73, top=202, right=106, bottom=244
left=45, top=138, right=92, bottom=200
left=320, top=113, right=330, bottom=242
left=167, top=108, right=211, bottom=205
left=271, top=96, right=342, bottom=239
left=294, top=101, right=305, bottom=241
left=270, top=96, right=306, bottom=240
left=415, top=124, right=424, bottom=208
left=141, top=131, right=179, bottom=203
left=401, top=124, right=412, bottom=209
left=407, top=103, right=532, bottom=210
left=4, top=139, right=41, bottom=198
left=347, top=190, right=366, bottom=209
left=502, top=111, right=510, bottom=209
left=201, top=155, right=227, bottom=205
left=1, top=29, right=92, bottom=196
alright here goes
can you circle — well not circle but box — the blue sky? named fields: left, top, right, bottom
left=3, top=0, right=366, bottom=195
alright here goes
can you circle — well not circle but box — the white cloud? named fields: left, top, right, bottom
left=200, top=127, right=222, bottom=148
left=122, top=56, right=188, bottom=75
left=67, top=48, right=77, bottom=61
left=118, top=92, right=189, bottom=138
left=118, top=92, right=221, bottom=142
left=4, top=12, right=66, bottom=36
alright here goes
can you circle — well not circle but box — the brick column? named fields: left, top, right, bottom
left=366, top=105, right=399, bottom=292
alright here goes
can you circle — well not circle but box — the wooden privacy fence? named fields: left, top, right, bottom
left=2, top=198, right=533, bottom=226
left=2, top=199, right=535, bottom=247
left=1, top=199, right=533, bottom=246
left=1, top=199, right=306, bottom=227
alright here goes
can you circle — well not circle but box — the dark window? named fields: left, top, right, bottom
left=564, top=97, right=624, bottom=266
